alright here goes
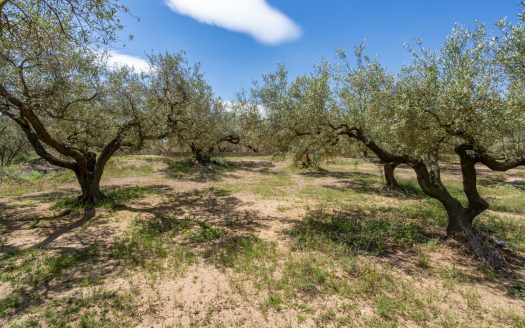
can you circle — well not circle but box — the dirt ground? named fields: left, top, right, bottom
left=1, top=156, right=524, bottom=327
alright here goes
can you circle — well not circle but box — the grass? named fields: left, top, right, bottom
left=2, top=156, right=525, bottom=327
left=113, top=215, right=196, bottom=272
left=166, top=157, right=237, bottom=182
left=204, top=234, right=278, bottom=271
left=476, top=213, right=525, bottom=252
left=0, top=169, right=75, bottom=197
left=187, top=221, right=223, bottom=243
left=0, top=156, right=163, bottom=198
left=103, top=157, right=156, bottom=178
left=219, top=173, right=294, bottom=198
left=51, top=186, right=159, bottom=210
left=0, top=244, right=101, bottom=319
left=16, top=289, right=138, bottom=327
left=290, top=210, right=429, bottom=255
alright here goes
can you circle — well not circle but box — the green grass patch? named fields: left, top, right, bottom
left=476, top=213, right=525, bottom=252
left=113, top=215, right=195, bottom=272
left=290, top=210, right=428, bottom=255
left=187, top=222, right=223, bottom=243
left=103, top=157, right=156, bottom=178
left=0, top=245, right=101, bottom=319
left=52, top=186, right=158, bottom=210
left=220, top=174, right=294, bottom=198
left=204, top=235, right=278, bottom=272
left=166, top=158, right=237, bottom=182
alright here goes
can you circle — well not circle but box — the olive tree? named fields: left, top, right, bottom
left=332, top=23, right=525, bottom=236
left=0, top=42, right=170, bottom=205
left=0, top=116, right=29, bottom=166
left=251, top=15, right=524, bottom=237
left=0, top=0, right=126, bottom=46
left=0, top=0, right=194, bottom=205
left=148, top=53, right=240, bottom=164
left=246, top=63, right=345, bottom=167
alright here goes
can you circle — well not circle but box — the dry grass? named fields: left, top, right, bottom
left=1, top=156, right=524, bottom=327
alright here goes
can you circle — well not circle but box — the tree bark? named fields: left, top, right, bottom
left=383, top=162, right=399, bottom=189
left=73, top=151, right=105, bottom=206
left=444, top=207, right=476, bottom=236
left=190, top=144, right=212, bottom=165
left=3, top=109, right=128, bottom=207
left=75, top=169, right=106, bottom=206
left=298, top=152, right=311, bottom=168
left=339, top=127, right=480, bottom=236
left=195, top=151, right=211, bottom=165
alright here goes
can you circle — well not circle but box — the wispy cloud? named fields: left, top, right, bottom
left=105, top=51, right=150, bottom=72
left=164, top=0, right=302, bottom=45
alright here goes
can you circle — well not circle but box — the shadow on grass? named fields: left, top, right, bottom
left=163, top=158, right=238, bottom=182
left=0, top=205, right=125, bottom=321
left=300, top=168, right=378, bottom=181
left=112, top=186, right=290, bottom=274
left=288, top=208, right=525, bottom=302
left=301, top=167, right=428, bottom=200
left=233, top=160, right=279, bottom=175
left=479, top=174, right=525, bottom=191
left=162, top=158, right=280, bottom=182
left=288, top=209, right=431, bottom=256
left=49, top=185, right=170, bottom=211
left=116, top=186, right=288, bottom=234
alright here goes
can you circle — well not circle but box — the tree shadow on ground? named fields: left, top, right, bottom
left=233, top=160, right=279, bottom=175
left=299, top=168, right=378, bottom=181
left=162, top=158, right=239, bottom=182
left=287, top=208, right=525, bottom=303
left=0, top=185, right=170, bottom=256
left=299, top=167, right=428, bottom=200
left=161, top=158, right=280, bottom=182
left=479, top=174, right=525, bottom=191
left=116, top=186, right=293, bottom=234
left=320, top=179, right=427, bottom=200
left=0, top=203, right=127, bottom=319
left=112, top=185, right=297, bottom=274
left=0, top=182, right=173, bottom=321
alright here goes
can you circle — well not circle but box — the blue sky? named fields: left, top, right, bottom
left=113, top=0, right=522, bottom=100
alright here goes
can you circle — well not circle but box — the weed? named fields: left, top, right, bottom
left=187, top=222, right=223, bottom=243
left=290, top=210, right=427, bottom=255
left=262, top=293, right=283, bottom=312
left=417, top=252, right=430, bottom=269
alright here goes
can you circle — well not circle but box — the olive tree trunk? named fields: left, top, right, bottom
left=340, top=128, right=498, bottom=237
left=383, top=162, right=400, bottom=189
left=190, top=144, right=213, bottom=165
left=8, top=111, right=125, bottom=207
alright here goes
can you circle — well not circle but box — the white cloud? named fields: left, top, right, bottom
left=105, top=51, right=150, bottom=72
left=165, top=0, right=302, bottom=45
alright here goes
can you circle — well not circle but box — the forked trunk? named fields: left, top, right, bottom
left=73, top=151, right=108, bottom=207
left=75, top=170, right=107, bottom=206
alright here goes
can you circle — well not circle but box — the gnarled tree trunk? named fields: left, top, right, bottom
left=6, top=110, right=125, bottom=207
left=298, top=152, right=311, bottom=168
left=75, top=170, right=106, bottom=205
left=340, top=127, right=495, bottom=237
left=383, top=162, right=399, bottom=189
left=190, top=144, right=213, bottom=165
left=73, top=151, right=108, bottom=206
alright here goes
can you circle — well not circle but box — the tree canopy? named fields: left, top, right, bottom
left=247, top=11, right=525, bottom=236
